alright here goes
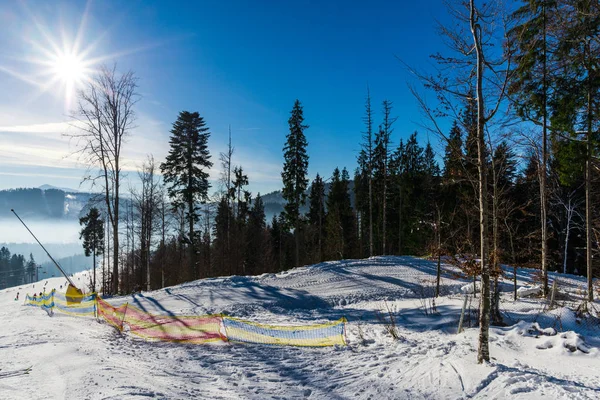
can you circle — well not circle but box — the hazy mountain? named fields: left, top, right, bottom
left=259, top=180, right=355, bottom=223
left=0, top=187, right=94, bottom=220
left=38, top=184, right=80, bottom=193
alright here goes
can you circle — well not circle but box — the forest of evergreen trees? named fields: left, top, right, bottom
left=0, top=247, right=37, bottom=289
left=75, top=1, right=598, bottom=323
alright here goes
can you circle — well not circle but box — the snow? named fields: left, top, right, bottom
left=517, top=285, right=542, bottom=298
left=1, top=256, right=599, bottom=399
left=461, top=282, right=479, bottom=294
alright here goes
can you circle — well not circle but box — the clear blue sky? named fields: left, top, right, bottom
left=0, top=0, right=452, bottom=195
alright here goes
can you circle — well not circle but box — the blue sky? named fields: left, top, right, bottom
left=0, top=0, right=452, bottom=195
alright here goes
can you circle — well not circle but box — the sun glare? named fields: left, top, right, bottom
left=2, top=3, right=155, bottom=111
left=52, top=52, right=87, bottom=85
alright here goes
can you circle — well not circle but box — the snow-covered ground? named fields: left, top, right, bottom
left=1, top=256, right=599, bottom=399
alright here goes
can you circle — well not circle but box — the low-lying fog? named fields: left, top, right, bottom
left=0, top=218, right=81, bottom=244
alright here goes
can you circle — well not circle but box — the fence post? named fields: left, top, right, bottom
left=457, top=294, right=469, bottom=334
left=120, top=302, right=129, bottom=332
left=93, top=293, right=98, bottom=319
left=549, top=280, right=557, bottom=310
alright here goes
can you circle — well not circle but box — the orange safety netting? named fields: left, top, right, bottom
left=123, top=305, right=225, bottom=344
left=28, top=292, right=347, bottom=347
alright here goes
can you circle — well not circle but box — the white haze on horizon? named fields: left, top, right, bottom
left=0, top=218, right=81, bottom=244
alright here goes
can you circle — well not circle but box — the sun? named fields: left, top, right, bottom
left=0, top=3, right=158, bottom=111
left=51, top=52, right=87, bottom=86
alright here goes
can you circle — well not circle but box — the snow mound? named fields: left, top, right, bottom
left=517, top=285, right=542, bottom=298
left=535, top=331, right=594, bottom=354
left=509, top=321, right=557, bottom=337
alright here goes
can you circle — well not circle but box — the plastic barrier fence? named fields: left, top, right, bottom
left=53, top=291, right=97, bottom=316
left=124, top=305, right=224, bottom=344
left=97, top=296, right=128, bottom=331
left=25, top=292, right=54, bottom=310
left=25, top=291, right=347, bottom=347
left=223, top=317, right=347, bottom=347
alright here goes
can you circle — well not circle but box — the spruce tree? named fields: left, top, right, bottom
left=246, top=194, right=269, bottom=275
left=160, top=111, right=213, bottom=280
left=551, top=0, right=600, bottom=301
left=509, top=0, right=559, bottom=296
left=325, top=168, right=355, bottom=259
left=443, top=121, right=464, bottom=181
left=281, top=99, right=309, bottom=267
left=26, top=254, right=36, bottom=283
left=213, top=196, right=233, bottom=275
left=308, top=174, right=326, bottom=262
left=359, top=88, right=375, bottom=257
left=79, top=207, right=105, bottom=292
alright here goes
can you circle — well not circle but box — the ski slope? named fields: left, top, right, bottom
left=1, top=256, right=599, bottom=399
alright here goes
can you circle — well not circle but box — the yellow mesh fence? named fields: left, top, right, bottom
left=223, top=316, right=347, bottom=347
left=25, top=291, right=347, bottom=347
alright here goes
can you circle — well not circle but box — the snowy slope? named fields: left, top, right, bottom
left=1, top=256, right=599, bottom=399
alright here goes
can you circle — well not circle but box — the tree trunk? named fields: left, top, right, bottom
left=383, top=153, right=387, bottom=255
left=295, top=223, right=300, bottom=267
left=189, top=197, right=196, bottom=280
left=586, top=69, right=593, bottom=302
left=92, top=250, right=96, bottom=293
left=398, top=189, right=403, bottom=255
left=540, top=1, right=549, bottom=298
left=227, top=127, right=232, bottom=258
left=161, top=201, right=166, bottom=288
left=369, top=175, right=373, bottom=257
left=435, top=208, right=441, bottom=297
left=491, top=146, right=501, bottom=324
left=112, top=166, right=119, bottom=294
left=471, top=0, right=490, bottom=364
left=106, top=215, right=111, bottom=294
left=318, top=194, right=323, bottom=262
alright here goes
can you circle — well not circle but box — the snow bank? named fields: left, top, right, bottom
left=517, top=285, right=542, bottom=298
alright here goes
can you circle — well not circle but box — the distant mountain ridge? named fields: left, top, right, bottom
left=38, top=184, right=80, bottom=193
left=2, top=180, right=356, bottom=223
left=0, top=186, right=93, bottom=220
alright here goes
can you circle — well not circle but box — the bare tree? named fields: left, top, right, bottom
left=132, top=156, right=160, bottom=291
left=406, top=0, right=513, bottom=363
left=550, top=180, right=584, bottom=275
left=157, top=186, right=171, bottom=288
left=69, top=64, right=139, bottom=294
left=219, top=126, right=235, bottom=254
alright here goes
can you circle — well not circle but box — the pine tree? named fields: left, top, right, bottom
left=160, top=111, right=213, bottom=281
left=354, top=148, right=373, bottom=258
left=325, top=168, right=344, bottom=260
left=443, top=121, right=464, bottom=181
left=281, top=100, right=309, bottom=267
left=389, top=139, right=406, bottom=254
left=308, top=174, right=326, bottom=262
left=359, top=88, right=375, bottom=257
left=378, top=100, right=396, bottom=254
left=79, top=207, right=105, bottom=292
left=509, top=0, right=559, bottom=297
left=246, top=194, right=269, bottom=275
left=551, top=0, right=600, bottom=301
left=26, top=254, right=36, bottom=283
left=213, top=196, right=233, bottom=275
left=325, top=168, right=355, bottom=260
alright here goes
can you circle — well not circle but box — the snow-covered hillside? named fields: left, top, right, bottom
left=1, top=256, right=599, bottom=399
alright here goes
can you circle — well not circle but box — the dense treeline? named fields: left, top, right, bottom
left=0, top=247, right=37, bottom=289
left=82, top=1, right=597, bottom=323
